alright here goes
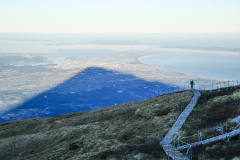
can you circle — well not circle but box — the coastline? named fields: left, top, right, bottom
left=137, top=52, right=240, bottom=81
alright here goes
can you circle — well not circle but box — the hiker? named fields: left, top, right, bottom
left=190, top=80, right=194, bottom=89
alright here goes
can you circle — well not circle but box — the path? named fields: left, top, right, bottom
left=160, top=89, right=201, bottom=159
left=177, top=115, right=240, bottom=150
left=177, top=129, right=240, bottom=150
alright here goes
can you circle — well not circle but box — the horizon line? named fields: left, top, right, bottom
left=1, top=32, right=240, bottom=34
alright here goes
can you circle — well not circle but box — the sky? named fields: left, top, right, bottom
left=0, top=0, right=240, bottom=33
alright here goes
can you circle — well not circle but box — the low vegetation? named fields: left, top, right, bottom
left=1, top=86, right=240, bottom=159
left=179, top=86, right=240, bottom=159
left=0, top=91, right=193, bottom=160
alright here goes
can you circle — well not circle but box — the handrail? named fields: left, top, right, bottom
left=144, top=80, right=239, bottom=102
left=177, top=129, right=240, bottom=150
left=160, top=90, right=201, bottom=159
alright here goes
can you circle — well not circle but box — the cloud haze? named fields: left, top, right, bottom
left=0, top=0, right=240, bottom=33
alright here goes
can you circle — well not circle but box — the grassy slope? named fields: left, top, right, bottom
left=179, top=87, right=240, bottom=159
left=1, top=87, right=239, bottom=160
left=0, top=91, right=193, bottom=160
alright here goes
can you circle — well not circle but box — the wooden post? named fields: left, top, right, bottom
left=178, top=136, right=180, bottom=147
left=177, top=104, right=179, bottom=113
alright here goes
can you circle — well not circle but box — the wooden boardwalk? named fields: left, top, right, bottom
left=178, top=129, right=240, bottom=150
left=160, top=89, right=201, bottom=159
left=177, top=96, right=240, bottom=151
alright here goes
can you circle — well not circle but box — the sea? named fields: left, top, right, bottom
left=138, top=52, right=240, bottom=81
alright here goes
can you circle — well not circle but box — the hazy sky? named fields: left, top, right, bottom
left=1, top=0, right=240, bottom=33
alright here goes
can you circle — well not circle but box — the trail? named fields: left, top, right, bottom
left=160, top=89, right=201, bottom=159
left=177, top=129, right=240, bottom=150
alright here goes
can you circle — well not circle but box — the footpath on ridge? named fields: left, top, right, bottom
left=160, top=89, right=201, bottom=160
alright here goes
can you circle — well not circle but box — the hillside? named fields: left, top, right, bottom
left=0, top=91, right=193, bottom=160
left=1, top=87, right=240, bottom=159
left=179, top=87, right=240, bottom=159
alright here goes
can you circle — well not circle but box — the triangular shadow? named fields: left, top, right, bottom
left=0, top=67, right=175, bottom=123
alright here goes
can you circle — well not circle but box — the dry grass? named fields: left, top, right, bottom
left=178, top=87, right=240, bottom=159
left=0, top=90, right=193, bottom=160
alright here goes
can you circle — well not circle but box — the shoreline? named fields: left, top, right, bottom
left=137, top=52, right=240, bottom=81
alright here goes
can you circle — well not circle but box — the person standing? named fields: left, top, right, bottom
left=190, top=80, right=194, bottom=89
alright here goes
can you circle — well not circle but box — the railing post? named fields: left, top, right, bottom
left=168, top=148, right=169, bottom=160
left=191, top=147, right=192, bottom=160
left=226, top=123, right=228, bottom=134
left=178, top=136, right=180, bottom=147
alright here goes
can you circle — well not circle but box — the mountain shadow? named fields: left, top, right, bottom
left=0, top=67, right=175, bottom=123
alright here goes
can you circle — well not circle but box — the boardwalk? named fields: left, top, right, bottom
left=161, top=89, right=201, bottom=159
left=177, top=94, right=240, bottom=151
left=231, top=116, right=240, bottom=125
left=178, top=129, right=240, bottom=150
